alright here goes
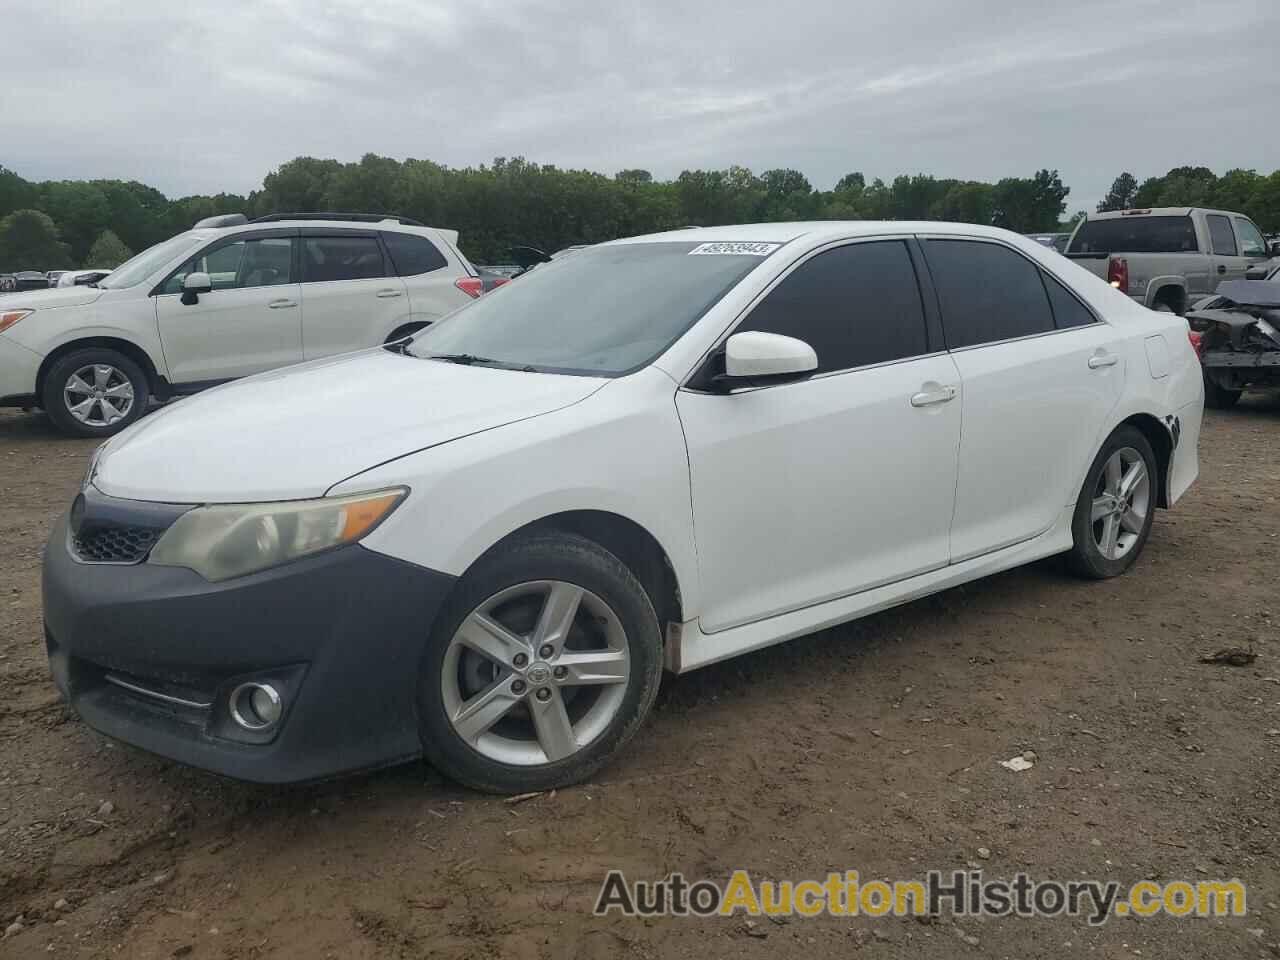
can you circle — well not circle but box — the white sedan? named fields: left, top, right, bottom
left=43, top=222, right=1203, bottom=793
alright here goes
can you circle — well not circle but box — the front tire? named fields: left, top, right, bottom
left=1067, top=426, right=1157, bottom=579
left=417, top=534, right=663, bottom=793
left=42, top=348, right=149, bottom=438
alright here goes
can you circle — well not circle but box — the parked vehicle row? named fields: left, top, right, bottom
left=1065, top=207, right=1272, bottom=314
left=0, top=213, right=492, bottom=436
left=42, top=221, right=1203, bottom=793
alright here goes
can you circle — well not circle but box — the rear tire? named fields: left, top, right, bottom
left=42, top=348, right=149, bottom=438
left=417, top=534, right=663, bottom=794
left=1067, top=426, right=1158, bottom=579
left=1202, top=373, right=1241, bottom=410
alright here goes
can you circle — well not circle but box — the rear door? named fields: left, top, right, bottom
left=922, top=237, right=1124, bottom=562
left=676, top=238, right=962, bottom=633
left=1206, top=213, right=1250, bottom=286
left=153, top=231, right=303, bottom=385
left=297, top=230, right=409, bottom=358
left=382, top=230, right=471, bottom=327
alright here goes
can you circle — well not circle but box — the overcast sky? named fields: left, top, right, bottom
left=5, top=0, right=1277, bottom=212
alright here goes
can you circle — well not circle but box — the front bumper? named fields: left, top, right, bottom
left=0, top=334, right=43, bottom=407
left=43, top=514, right=456, bottom=783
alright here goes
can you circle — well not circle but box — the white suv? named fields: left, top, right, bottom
left=0, top=213, right=483, bottom=436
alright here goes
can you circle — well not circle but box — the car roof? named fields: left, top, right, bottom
left=609, top=220, right=1036, bottom=247
left=1087, top=207, right=1244, bottom=220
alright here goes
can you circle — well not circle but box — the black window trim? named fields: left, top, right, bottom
left=916, top=234, right=1106, bottom=354
left=681, top=234, right=943, bottom=393
left=149, top=227, right=300, bottom=298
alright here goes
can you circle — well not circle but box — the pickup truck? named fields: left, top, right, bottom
left=1064, top=207, right=1271, bottom=314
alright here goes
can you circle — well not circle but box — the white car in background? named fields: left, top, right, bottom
left=0, top=213, right=484, bottom=436
left=43, top=221, right=1203, bottom=794
left=57, top=269, right=113, bottom=288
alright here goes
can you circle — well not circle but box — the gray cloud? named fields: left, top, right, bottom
left=4, top=0, right=1278, bottom=210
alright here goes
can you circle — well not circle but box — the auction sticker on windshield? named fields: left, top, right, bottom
left=688, top=242, right=780, bottom=256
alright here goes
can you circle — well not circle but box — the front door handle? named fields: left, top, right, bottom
left=910, top=384, right=957, bottom=407
left=375, top=288, right=403, bottom=298
left=1088, top=353, right=1119, bottom=369
left=267, top=298, right=297, bottom=309
left=1217, top=265, right=1227, bottom=275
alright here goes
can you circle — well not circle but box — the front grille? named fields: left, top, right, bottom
left=72, top=526, right=157, bottom=563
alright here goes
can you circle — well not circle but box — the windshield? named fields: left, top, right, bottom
left=97, top=232, right=207, bottom=289
left=408, top=241, right=773, bottom=376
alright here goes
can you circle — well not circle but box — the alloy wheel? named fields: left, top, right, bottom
left=441, top=580, right=631, bottom=766
left=63, top=364, right=134, bottom=427
left=1090, top=446, right=1150, bottom=561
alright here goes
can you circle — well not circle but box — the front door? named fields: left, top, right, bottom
left=154, top=234, right=302, bottom=386
left=676, top=239, right=962, bottom=634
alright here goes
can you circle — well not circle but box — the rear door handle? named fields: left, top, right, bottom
left=375, top=288, right=403, bottom=298
left=1088, top=353, right=1119, bottom=369
left=910, top=384, right=957, bottom=407
left=267, top=298, right=297, bottom=309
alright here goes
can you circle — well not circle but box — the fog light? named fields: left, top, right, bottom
left=229, top=682, right=282, bottom=731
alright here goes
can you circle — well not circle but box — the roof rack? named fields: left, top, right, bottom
left=193, top=213, right=249, bottom=229
left=249, top=212, right=426, bottom=227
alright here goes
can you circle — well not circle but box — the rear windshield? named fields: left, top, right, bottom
left=1067, top=216, right=1198, bottom=255
left=408, top=241, right=773, bottom=376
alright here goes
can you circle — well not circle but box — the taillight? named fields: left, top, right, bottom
left=454, top=277, right=484, bottom=299
left=1107, top=257, right=1129, bottom=292
left=1187, top=330, right=1204, bottom=358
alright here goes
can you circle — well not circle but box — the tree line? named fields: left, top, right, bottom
left=2, top=156, right=1278, bottom=271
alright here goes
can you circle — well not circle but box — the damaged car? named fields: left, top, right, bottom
left=1187, top=274, right=1280, bottom=408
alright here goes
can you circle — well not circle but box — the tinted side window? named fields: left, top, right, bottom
left=924, top=240, right=1054, bottom=348
left=1207, top=215, right=1237, bottom=256
left=302, top=236, right=387, bottom=282
left=383, top=232, right=448, bottom=275
left=1042, top=271, right=1096, bottom=329
left=736, top=241, right=928, bottom=374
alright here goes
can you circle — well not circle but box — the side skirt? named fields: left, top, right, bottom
left=666, top=504, right=1075, bottom=674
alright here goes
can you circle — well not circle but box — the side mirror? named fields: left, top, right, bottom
left=180, top=271, right=212, bottom=305
left=715, top=331, right=818, bottom=390
left=1246, top=266, right=1270, bottom=281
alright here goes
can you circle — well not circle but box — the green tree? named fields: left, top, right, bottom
left=1097, top=172, right=1138, bottom=212
left=86, top=229, right=134, bottom=268
left=37, top=181, right=111, bottom=263
left=0, top=166, right=38, bottom=219
left=0, top=209, right=72, bottom=272
left=991, top=169, right=1068, bottom=232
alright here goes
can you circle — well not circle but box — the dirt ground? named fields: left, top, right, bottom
left=1, top=397, right=1278, bottom=960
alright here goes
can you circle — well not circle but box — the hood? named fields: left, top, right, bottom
left=94, top=350, right=607, bottom=503
left=6, top=285, right=106, bottom=310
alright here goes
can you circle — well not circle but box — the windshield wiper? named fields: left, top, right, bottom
left=426, top=353, right=498, bottom=365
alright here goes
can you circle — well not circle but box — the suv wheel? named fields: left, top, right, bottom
left=418, top=534, right=663, bottom=793
left=1066, top=426, right=1157, bottom=579
left=42, top=348, right=150, bottom=438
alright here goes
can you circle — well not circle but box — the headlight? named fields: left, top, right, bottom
left=149, top=488, right=406, bottom=581
left=0, top=309, right=33, bottom=334
left=83, top=443, right=106, bottom=489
